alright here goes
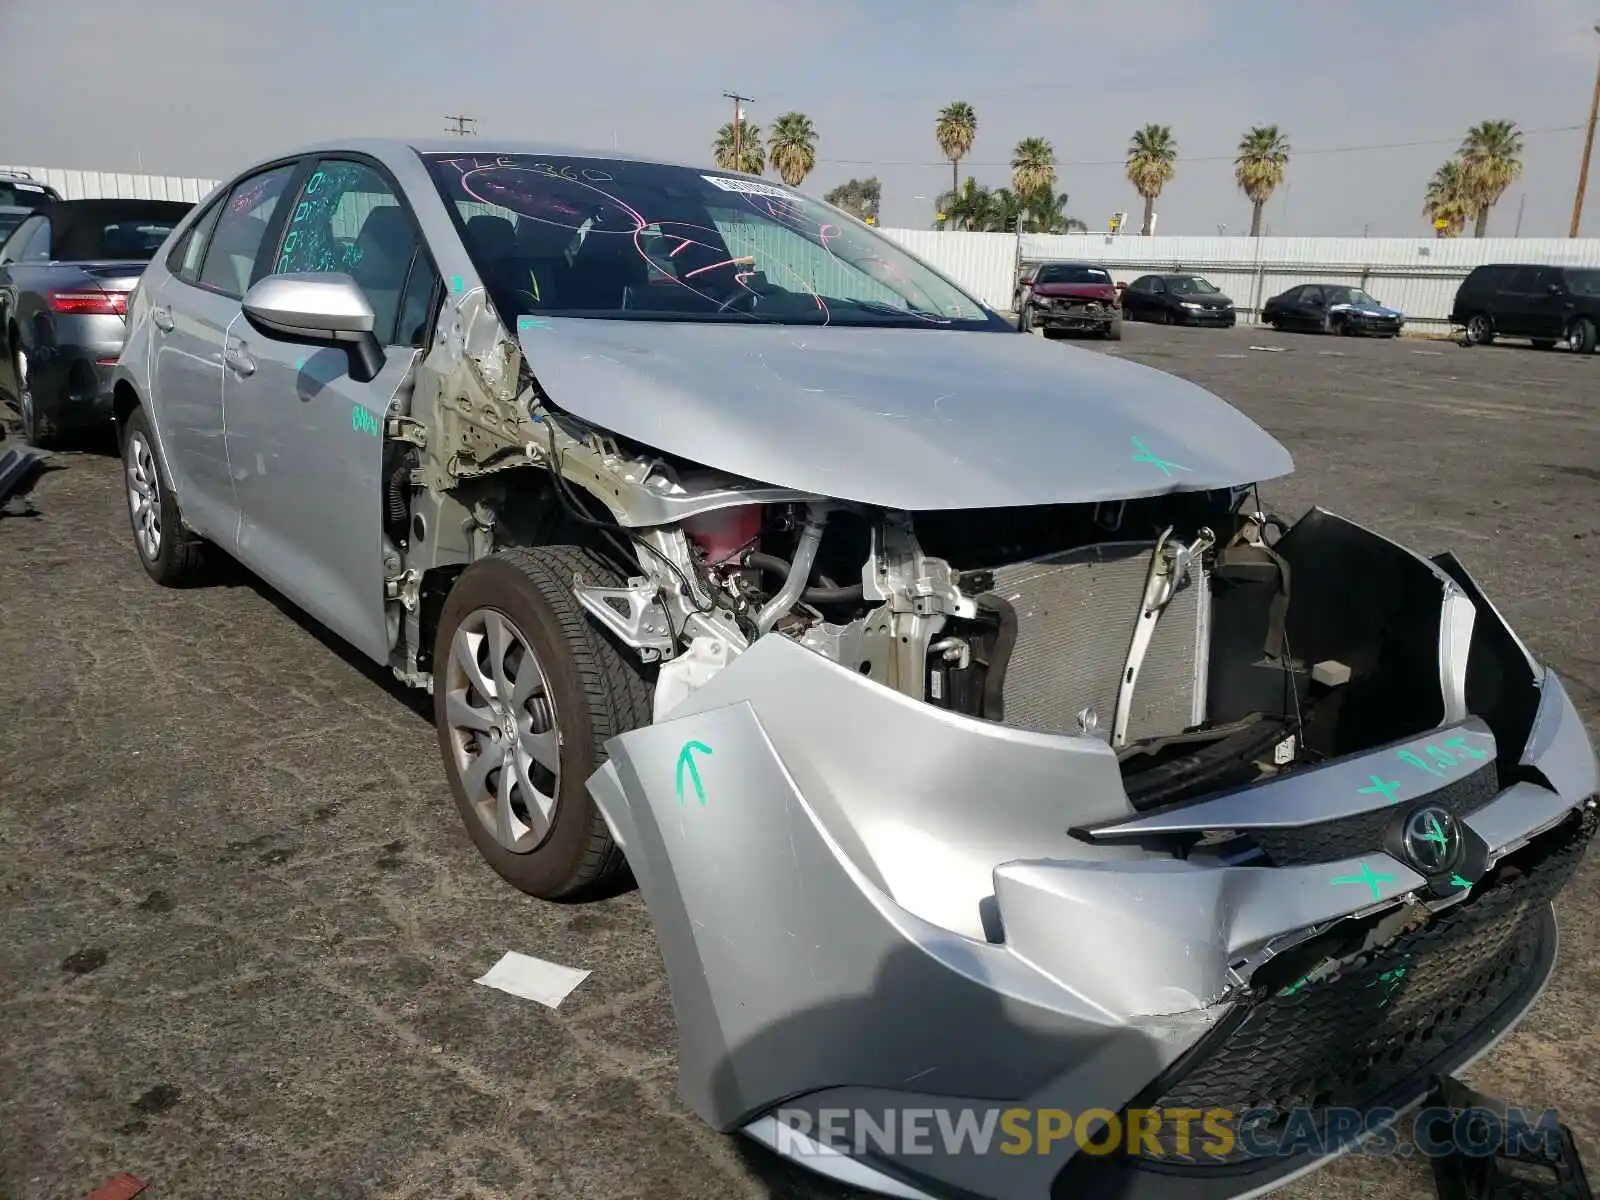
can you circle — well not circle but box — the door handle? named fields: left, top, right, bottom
left=223, top=340, right=256, bottom=377
left=151, top=305, right=175, bottom=332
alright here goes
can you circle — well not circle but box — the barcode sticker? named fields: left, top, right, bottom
left=701, top=175, right=793, bottom=199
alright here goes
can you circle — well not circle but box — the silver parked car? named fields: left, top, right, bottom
left=113, top=138, right=1597, bottom=1200
left=0, top=199, right=191, bottom=444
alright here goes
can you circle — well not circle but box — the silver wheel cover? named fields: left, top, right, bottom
left=126, top=431, right=162, bottom=561
left=444, top=608, right=562, bottom=853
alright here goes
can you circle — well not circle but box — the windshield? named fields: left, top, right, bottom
left=1328, top=287, right=1381, bottom=307
left=1035, top=264, right=1110, bottom=284
left=425, top=154, right=1007, bottom=330
left=80, top=219, right=180, bottom=260
left=1568, top=269, right=1600, bottom=297
left=1166, top=276, right=1219, bottom=295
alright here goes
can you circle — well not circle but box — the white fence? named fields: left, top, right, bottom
left=13, top=164, right=1600, bottom=329
left=2, top=165, right=220, bottom=205
left=884, top=229, right=1600, bottom=328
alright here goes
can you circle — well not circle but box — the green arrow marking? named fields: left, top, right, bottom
left=1450, top=873, right=1472, bottom=889
left=675, top=740, right=713, bottom=806
left=1330, top=861, right=1395, bottom=901
left=1358, top=775, right=1402, bottom=803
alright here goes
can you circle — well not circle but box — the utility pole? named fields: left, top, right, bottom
left=443, top=114, right=477, bottom=137
left=723, top=91, right=752, bottom=168
left=1514, top=193, right=1527, bottom=238
left=1569, top=23, right=1600, bottom=237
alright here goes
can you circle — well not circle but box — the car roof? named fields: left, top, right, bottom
left=269, top=135, right=705, bottom=174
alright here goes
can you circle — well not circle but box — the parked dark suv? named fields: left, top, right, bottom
left=1449, top=264, right=1599, bottom=353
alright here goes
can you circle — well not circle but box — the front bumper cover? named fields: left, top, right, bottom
left=587, top=530, right=1597, bottom=1200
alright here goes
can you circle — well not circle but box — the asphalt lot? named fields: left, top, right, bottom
left=1, top=321, right=1596, bottom=1200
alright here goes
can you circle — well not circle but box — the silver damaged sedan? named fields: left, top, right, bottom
left=111, top=138, right=1598, bottom=1200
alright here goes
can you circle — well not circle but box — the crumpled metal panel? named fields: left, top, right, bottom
left=515, top=321, right=1294, bottom=511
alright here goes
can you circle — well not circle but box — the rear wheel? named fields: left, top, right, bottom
left=13, top=343, right=59, bottom=449
left=122, top=406, right=209, bottom=585
left=1466, top=313, right=1495, bottom=345
left=1565, top=317, right=1597, bottom=354
left=434, top=546, right=652, bottom=900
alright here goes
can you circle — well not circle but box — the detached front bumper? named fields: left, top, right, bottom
left=587, top=543, right=1597, bottom=1200
left=1342, top=314, right=1404, bottom=336
left=1178, top=306, right=1237, bottom=327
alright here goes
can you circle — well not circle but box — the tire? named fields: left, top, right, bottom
left=122, top=405, right=208, bottom=586
left=1565, top=317, right=1597, bottom=355
left=1104, top=318, right=1123, bottom=341
left=12, top=341, right=60, bottom=449
left=433, top=545, right=653, bottom=901
left=1466, top=313, right=1495, bottom=345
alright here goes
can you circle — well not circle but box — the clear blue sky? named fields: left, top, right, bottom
left=3, top=0, right=1598, bottom=236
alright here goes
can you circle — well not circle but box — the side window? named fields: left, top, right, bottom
left=271, top=159, right=424, bottom=346
left=0, top=216, right=45, bottom=264
left=394, top=255, right=441, bottom=348
left=196, top=164, right=297, bottom=298
left=167, top=200, right=225, bottom=283
left=1149, top=278, right=1166, bottom=294
left=1301, top=287, right=1323, bottom=305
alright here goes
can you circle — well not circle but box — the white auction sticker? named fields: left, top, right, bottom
left=701, top=175, right=794, bottom=199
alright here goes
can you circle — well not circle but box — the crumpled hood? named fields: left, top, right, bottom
left=517, top=318, right=1293, bottom=510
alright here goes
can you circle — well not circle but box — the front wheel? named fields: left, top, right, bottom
left=1104, top=318, right=1123, bottom=341
left=434, top=546, right=653, bottom=901
left=1565, top=317, right=1597, bottom=354
left=1466, top=313, right=1495, bottom=345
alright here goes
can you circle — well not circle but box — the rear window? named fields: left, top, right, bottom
left=0, top=181, right=57, bottom=209
left=1567, top=269, right=1600, bottom=297
left=1036, top=264, right=1111, bottom=284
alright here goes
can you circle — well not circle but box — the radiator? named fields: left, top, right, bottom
left=987, top=541, right=1210, bottom=742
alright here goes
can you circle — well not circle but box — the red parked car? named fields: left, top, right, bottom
left=1014, top=261, right=1122, bottom=340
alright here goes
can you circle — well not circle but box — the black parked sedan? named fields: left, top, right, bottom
left=1121, top=273, right=1237, bottom=326
left=1261, top=283, right=1404, bottom=336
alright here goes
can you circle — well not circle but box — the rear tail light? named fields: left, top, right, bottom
left=48, top=290, right=128, bottom=316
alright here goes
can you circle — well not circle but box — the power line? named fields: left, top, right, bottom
left=443, top=114, right=477, bottom=137
left=812, top=123, right=1587, bottom=169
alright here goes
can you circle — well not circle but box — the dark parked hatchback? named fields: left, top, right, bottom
left=1450, top=264, right=1599, bottom=353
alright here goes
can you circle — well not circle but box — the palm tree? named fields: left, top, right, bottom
left=1126, top=124, right=1177, bottom=236
left=988, top=187, right=1024, bottom=232
left=713, top=121, right=765, bottom=175
left=935, top=102, right=978, bottom=202
left=936, top=176, right=993, bottom=231
left=768, top=112, right=818, bottom=188
left=1458, top=120, right=1523, bottom=237
left=1423, top=160, right=1473, bottom=238
left=1011, top=137, right=1056, bottom=197
left=1021, top=187, right=1088, bottom=234
left=1235, top=125, right=1290, bottom=237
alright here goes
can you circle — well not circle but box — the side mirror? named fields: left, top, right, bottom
left=241, top=272, right=385, bottom=384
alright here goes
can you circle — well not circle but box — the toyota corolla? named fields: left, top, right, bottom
left=111, top=137, right=1596, bottom=1200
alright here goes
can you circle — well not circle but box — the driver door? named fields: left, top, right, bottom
left=222, top=157, right=441, bottom=664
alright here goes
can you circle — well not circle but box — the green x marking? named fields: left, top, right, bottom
left=1129, top=435, right=1189, bottom=478
left=1330, top=861, right=1395, bottom=901
left=1358, top=775, right=1402, bottom=803
left=1418, top=813, right=1450, bottom=851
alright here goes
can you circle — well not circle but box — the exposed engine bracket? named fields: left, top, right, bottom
left=574, top=577, right=676, bottom=661
left=1112, top=526, right=1215, bottom=748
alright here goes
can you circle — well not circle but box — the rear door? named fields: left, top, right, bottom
left=1493, top=267, right=1543, bottom=336
left=223, top=155, right=441, bottom=663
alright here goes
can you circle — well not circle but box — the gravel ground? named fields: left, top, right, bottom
left=1, top=321, right=1595, bottom=1200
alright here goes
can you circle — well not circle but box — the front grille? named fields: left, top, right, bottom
left=1137, top=804, right=1594, bottom=1166
left=1251, top=760, right=1499, bottom=865
left=987, top=542, right=1207, bottom=742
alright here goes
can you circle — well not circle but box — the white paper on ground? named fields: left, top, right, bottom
left=475, top=951, right=591, bottom=1008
